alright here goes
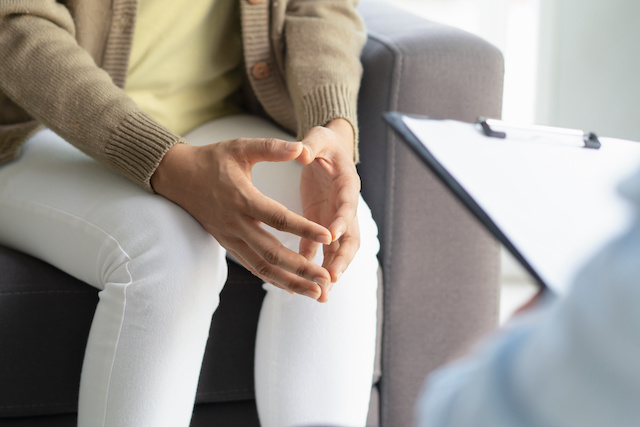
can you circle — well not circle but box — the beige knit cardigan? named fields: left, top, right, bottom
left=0, top=0, right=365, bottom=191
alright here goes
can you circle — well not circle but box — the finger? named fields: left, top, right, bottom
left=236, top=137, right=303, bottom=165
left=323, top=170, right=359, bottom=239
left=238, top=218, right=332, bottom=287
left=296, top=130, right=325, bottom=165
left=323, top=233, right=360, bottom=282
left=299, top=238, right=320, bottom=261
left=321, top=240, right=340, bottom=279
left=246, top=188, right=332, bottom=245
left=297, top=124, right=357, bottom=165
left=324, top=218, right=360, bottom=282
left=329, top=196, right=359, bottom=242
left=298, top=240, right=329, bottom=300
left=234, top=241, right=325, bottom=301
left=226, top=248, right=294, bottom=294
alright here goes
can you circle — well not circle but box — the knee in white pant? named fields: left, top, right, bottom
left=79, top=213, right=228, bottom=427
left=99, top=204, right=228, bottom=330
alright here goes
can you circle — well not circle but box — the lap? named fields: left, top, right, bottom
left=0, top=114, right=379, bottom=290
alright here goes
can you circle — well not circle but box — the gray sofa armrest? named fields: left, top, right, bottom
left=357, top=2, right=504, bottom=426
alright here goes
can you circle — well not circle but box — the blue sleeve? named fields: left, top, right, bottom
left=417, top=169, right=640, bottom=427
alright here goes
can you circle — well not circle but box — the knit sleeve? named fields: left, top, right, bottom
left=0, top=1, right=183, bottom=192
left=283, top=0, right=366, bottom=162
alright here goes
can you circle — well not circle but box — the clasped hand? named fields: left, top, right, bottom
left=151, top=119, right=360, bottom=303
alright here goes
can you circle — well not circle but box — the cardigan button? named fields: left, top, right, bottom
left=247, top=0, right=263, bottom=4
left=252, top=62, right=271, bottom=80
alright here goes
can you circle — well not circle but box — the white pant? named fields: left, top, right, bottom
left=0, top=115, right=380, bottom=427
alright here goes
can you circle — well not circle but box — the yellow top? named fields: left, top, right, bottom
left=125, top=0, right=243, bottom=136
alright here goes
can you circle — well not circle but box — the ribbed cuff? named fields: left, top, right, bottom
left=299, top=84, right=360, bottom=163
left=105, top=111, right=185, bottom=192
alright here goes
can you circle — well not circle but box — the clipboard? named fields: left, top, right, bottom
left=384, top=112, right=640, bottom=294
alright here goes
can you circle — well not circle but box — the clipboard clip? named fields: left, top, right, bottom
left=583, top=132, right=601, bottom=149
left=477, top=118, right=506, bottom=139
left=477, top=118, right=601, bottom=149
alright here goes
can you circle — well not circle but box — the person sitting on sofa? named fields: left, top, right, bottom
left=0, top=0, right=380, bottom=426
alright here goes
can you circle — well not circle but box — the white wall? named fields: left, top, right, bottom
left=383, top=0, right=640, bottom=141
left=536, top=0, right=640, bottom=141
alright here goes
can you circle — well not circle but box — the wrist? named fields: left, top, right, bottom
left=150, top=143, right=192, bottom=195
left=325, top=118, right=356, bottom=159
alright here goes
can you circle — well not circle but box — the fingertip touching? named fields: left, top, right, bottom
left=329, top=217, right=347, bottom=242
left=295, top=145, right=314, bottom=165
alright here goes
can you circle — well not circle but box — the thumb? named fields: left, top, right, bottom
left=239, top=138, right=303, bottom=164
left=296, top=129, right=326, bottom=165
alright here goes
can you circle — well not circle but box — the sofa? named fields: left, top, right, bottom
left=0, top=1, right=504, bottom=426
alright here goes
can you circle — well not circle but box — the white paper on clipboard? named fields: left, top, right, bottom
left=390, top=114, right=640, bottom=294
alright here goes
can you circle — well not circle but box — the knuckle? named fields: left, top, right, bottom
left=228, top=144, right=247, bottom=165
left=220, top=235, right=241, bottom=249
left=254, top=260, right=272, bottom=278
left=262, top=138, right=279, bottom=152
left=228, top=139, right=243, bottom=155
left=288, top=282, right=305, bottom=294
left=295, top=261, right=308, bottom=277
left=233, top=137, right=250, bottom=146
left=262, top=246, right=281, bottom=265
left=268, top=210, right=288, bottom=230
